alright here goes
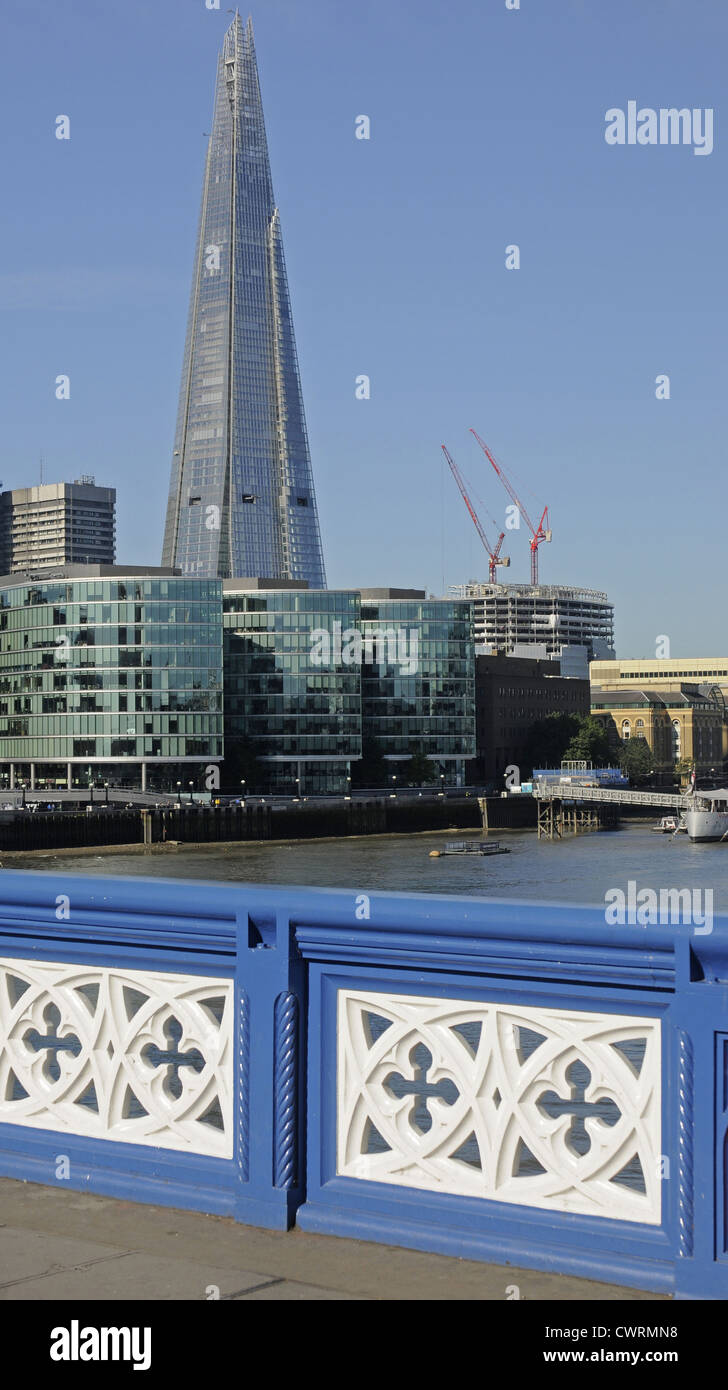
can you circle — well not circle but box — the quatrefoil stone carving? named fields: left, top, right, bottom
left=0, top=957, right=233, bottom=1157
left=337, top=989, right=661, bottom=1223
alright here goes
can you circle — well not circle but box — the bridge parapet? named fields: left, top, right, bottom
left=0, top=872, right=725, bottom=1297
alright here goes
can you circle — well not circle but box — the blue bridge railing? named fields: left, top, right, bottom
left=0, top=869, right=725, bottom=1298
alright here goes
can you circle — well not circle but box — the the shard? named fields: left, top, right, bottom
left=162, top=13, right=326, bottom=584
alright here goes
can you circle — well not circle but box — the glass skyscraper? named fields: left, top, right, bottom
left=163, top=13, right=326, bottom=586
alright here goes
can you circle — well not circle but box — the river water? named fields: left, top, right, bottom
left=5, top=820, right=728, bottom=912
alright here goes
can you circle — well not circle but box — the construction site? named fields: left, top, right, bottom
left=441, top=430, right=615, bottom=663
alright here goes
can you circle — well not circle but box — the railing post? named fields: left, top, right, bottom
left=233, top=902, right=306, bottom=1229
left=672, top=932, right=728, bottom=1299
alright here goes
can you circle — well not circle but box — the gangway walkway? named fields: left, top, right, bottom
left=533, top=783, right=692, bottom=809
left=526, top=780, right=700, bottom=839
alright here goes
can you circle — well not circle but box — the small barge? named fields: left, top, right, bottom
left=429, top=840, right=510, bottom=858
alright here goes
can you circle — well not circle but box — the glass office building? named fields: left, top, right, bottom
left=0, top=569, right=223, bottom=791
left=223, top=581, right=361, bottom=794
left=359, top=590, right=475, bottom=784
left=163, top=14, right=326, bottom=587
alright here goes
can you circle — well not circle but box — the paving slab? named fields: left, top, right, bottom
left=0, top=1179, right=666, bottom=1301
left=0, top=1228, right=128, bottom=1287
left=0, top=1234, right=280, bottom=1302
left=232, top=1280, right=360, bottom=1300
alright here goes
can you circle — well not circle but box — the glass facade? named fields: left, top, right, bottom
left=223, top=586, right=361, bottom=794
left=360, top=598, right=475, bottom=772
left=163, top=15, right=326, bottom=586
left=0, top=575, right=223, bottom=787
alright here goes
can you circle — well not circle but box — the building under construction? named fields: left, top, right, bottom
left=448, top=581, right=615, bottom=661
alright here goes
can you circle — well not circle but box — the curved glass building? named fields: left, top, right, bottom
left=0, top=569, right=222, bottom=792
left=163, top=14, right=326, bottom=586
left=223, top=581, right=361, bottom=795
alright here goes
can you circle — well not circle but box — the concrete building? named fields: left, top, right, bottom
left=0, top=567, right=222, bottom=792
left=591, top=657, right=728, bottom=702
left=0, top=480, right=116, bottom=573
left=448, top=582, right=615, bottom=661
left=470, top=653, right=590, bottom=783
left=590, top=685, right=726, bottom=781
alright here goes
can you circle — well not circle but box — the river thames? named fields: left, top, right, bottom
left=5, top=820, right=728, bottom=911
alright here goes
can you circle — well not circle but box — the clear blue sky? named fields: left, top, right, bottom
left=0, top=0, right=725, bottom=657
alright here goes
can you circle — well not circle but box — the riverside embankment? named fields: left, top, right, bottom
left=0, top=794, right=537, bottom=854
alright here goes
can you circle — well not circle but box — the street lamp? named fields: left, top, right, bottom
left=391, top=774, right=397, bottom=799
left=240, top=779, right=246, bottom=805
left=294, top=777, right=300, bottom=800
left=189, top=780, right=194, bottom=805
left=440, top=772, right=445, bottom=798
left=176, top=781, right=181, bottom=807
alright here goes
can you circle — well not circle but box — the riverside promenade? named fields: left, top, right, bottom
left=0, top=1178, right=662, bottom=1301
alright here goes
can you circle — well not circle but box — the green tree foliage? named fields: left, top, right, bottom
left=522, top=713, right=581, bottom=774
left=221, top=737, right=262, bottom=793
left=562, top=716, right=612, bottom=766
left=351, top=737, right=388, bottom=788
left=403, top=745, right=438, bottom=785
left=618, top=737, right=653, bottom=783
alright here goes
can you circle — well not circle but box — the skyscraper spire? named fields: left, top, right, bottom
left=163, top=16, right=326, bottom=584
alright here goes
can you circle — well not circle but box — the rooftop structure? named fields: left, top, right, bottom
left=449, top=582, right=615, bottom=660
left=591, top=657, right=728, bottom=700
left=0, top=480, right=115, bottom=574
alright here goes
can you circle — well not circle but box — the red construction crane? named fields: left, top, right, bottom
left=469, top=428, right=551, bottom=585
left=441, top=444, right=510, bottom=584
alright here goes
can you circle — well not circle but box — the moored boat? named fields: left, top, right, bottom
left=652, top=816, right=678, bottom=833
left=685, top=790, right=728, bottom=842
left=429, top=841, right=510, bottom=858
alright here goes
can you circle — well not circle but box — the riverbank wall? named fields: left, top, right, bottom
left=0, top=796, right=485, bottom=854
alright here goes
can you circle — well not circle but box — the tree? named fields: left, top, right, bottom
left=673, top=757, right=695, bottom=788
left=221, top=736, right=262, bottom=793
left=562, top=716, right=612, bottom=766
left=351, top=737, right=388, bottom=789
left=522, top=712, right=581, bottom=774
left=403, top=745, right=437, bottom=786
left=618, top=736, right=653, bottom=784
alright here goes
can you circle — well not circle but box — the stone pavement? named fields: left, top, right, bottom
left=0, top=1179, right=667, bottom=1301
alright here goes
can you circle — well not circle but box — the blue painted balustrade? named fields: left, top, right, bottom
left=0, top=869, right=726, bottom=1298
left=0, top=871, right=306, bottom=1230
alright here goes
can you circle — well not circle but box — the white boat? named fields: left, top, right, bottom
left=685, top=790, right=728, bottom=842
left=652, top=816, right=677, bottom=833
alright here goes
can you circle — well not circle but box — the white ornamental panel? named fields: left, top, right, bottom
left=337, top=990, right=661, bottom=1223
left=0, top=957, right=234, bottom=1157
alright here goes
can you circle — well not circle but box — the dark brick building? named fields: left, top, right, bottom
left=469, top=653, right=590, bottom=784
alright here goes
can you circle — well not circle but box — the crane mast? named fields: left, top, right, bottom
left=469, top=428, right=551, bottom=585
left=441, top=445, right=509, bottom=584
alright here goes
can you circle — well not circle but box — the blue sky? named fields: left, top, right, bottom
left=0, top=0, right=725, bottom=657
